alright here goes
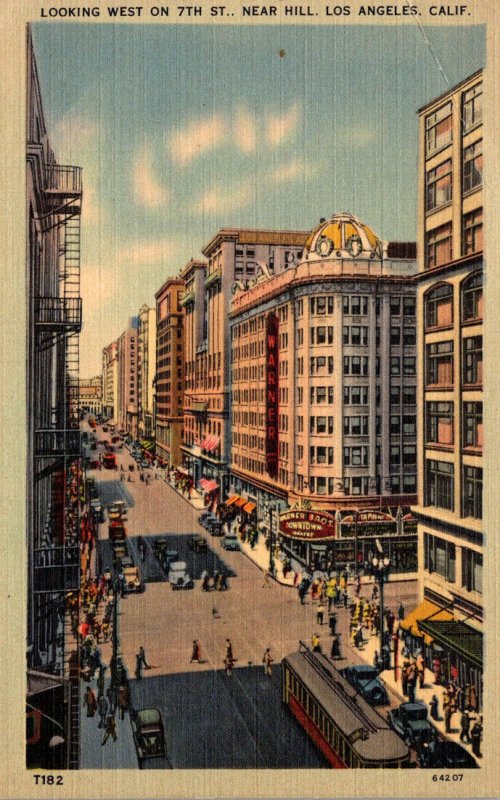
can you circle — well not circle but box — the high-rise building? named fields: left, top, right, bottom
left=79, top=376, right=102, bottom=416
left=102, top=341, right=118, bottom=421
left=228, top=213, right=418, bottom=574
left=26, top=26, right=83, bottom=769
left=137, top=304, right=156, bottom=440
left=155, top=277, right=185, bottom=466
left=410, top=71, right=483, bottom=708
left=116, top=318, right=138, bottom=436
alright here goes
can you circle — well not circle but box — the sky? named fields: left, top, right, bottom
left=32, top=23, right=485, bottom=376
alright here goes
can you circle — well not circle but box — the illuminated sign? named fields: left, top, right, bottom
left=265, top=313, right=279, bottom=477
left=279, top=510, right=336, bottom=541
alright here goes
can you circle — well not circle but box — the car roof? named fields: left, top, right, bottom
left=170, top=561, right=187, bottom=570
left=401, top=702, right=426, bottom=711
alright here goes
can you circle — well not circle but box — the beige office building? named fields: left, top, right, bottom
left=79, top=376, right=102, bottom=416
left=102, top=341, right=118, bottom=421
left=116, top=318, right=138, bottom=436
left=137, top=304, right=157, bottom=440
left=155, top=277, right=185, bottom=466
left=409, top=71, right=483, bottom=706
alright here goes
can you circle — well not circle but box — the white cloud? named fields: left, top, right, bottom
left=196, top=182, right=253, bottom=216
left=169, top=115, right=225, bottom=165
left=133, top=150, right=169, bottom=208
left=269, top=158, right=317, bottom=184
left=117, top=238, right=179, bottom=265
left=266, top=103, right=300, bottom=147
left=233, top=107, right=257, bottom=154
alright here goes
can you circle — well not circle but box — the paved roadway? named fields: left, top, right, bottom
left=81, top=422, right=418, bottom=769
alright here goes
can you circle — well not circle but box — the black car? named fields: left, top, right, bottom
left=188, top=535, right=208, bottom=553
left=418, top=740, right=478, bottom=769
left=340, top=665, right=390, bottom=706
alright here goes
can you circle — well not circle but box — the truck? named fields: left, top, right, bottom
left=122, top=564, right=145, bottom=593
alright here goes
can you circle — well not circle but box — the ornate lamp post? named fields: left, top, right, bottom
left=372, top=553, right=391, bottom=667
left=262, top=500, right=277, bottom=577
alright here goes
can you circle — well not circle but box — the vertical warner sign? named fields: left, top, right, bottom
left=266, top=312, right=279, bottom=477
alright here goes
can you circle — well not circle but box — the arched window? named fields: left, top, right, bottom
left=425, top=284, right=453, bottom=329
left=461, top=272, right=483, bottom=323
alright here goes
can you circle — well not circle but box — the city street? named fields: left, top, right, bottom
left=80, top=424, right=419, bottom=769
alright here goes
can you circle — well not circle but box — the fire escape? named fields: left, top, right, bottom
left=33, top=164, right=83, bottom=769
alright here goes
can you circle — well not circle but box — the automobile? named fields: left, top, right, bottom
left=168, top=561, right=194, bottom=589
left=207, top=519, right=223, bottom=536
left=339, top=665, right=390, bottom=706
left=109, top=521, right=126, bottom=541
left=122, top=565, right=145, bottom=593
left=418, top=739, right=478, bottom=769
left=111, top=541, right=128, bottom=562
left=114, top=500, right=128, bottom=513
left=198, top=510, right=214, bottom=528
left=90, top=499, right=104, bottom=523
left=387, top=701, right=435, bottom=747
left=102, top=452, right=117, bottom=469
left=187, top=535, right=208, bottom=553
left=131, top=708, right=167, bottom=767
left=221, top=533, right=240, bottom=551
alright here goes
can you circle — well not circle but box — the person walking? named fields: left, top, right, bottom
left=97, top=694, right=108, bottom=729
left=97, top=665, right=106, bottom=698
left=101, top=713, right=117, bottom=745
left=407, top=661, right=418, bottom=704
left=83, top=686, right=97, bottom=718
left=135, top=652, right=143, bottom=680
left=459, top=710, right=471, bottom=743
left=311, top=633, right=321, bottom=653
left=470, top=717, right=482, bottom=758
left=225, top=639, right=233, bottom=663
left=443, top=700, right=454, bottom=734
left=401, top=661, right=409, bottom=697
left=316, top=602, right=325, bottom=626
left=429, top=694, right=441, bottom=721
left=416, top=652, right=426, bottom=689
left=190, top=640, right=201, bottom=663
left=262, top=648, right=273, bottom=677
left=224, top=654, right=234, bottom=676
left=328, top=612, right=337, bottom=636
left=138, top=646, right=150, bottom=669
left=106, top=684, right=117, bottom=716
left=117, top=684, right=129, bottom=720
left=398, top=602, right=405, bottom=622
left=330, top=635, right=341, bottom=660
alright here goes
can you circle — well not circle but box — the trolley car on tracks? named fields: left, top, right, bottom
left=282, top=642, right=411, bottom=769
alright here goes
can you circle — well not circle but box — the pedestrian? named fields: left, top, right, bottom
left=83, top=686, right=97, bottom=718
left=316, top=602, right=325, bottom=626
left=355, top=575, right=361, bottom=598
left=311, top=633, right=321, bottom=653
left=407, top=661, right=418, bottom=704
left=432, top=656, right=442, bottom=686
left=465, top=682, right=478, bottom=712
left=416, top=652, right=426, bottom=688
left=470, top=717, right=482, bottom=758
left=191, top=640, right=201, bottom=663
left=220, top=573, right=228, bottom=591
left=106, top=685, right=117, bottom=715
left=398, top=602, right=405, bottom=621
left=201, top=573, right=210, bottom=592
left=401, top=661, right=409, bottom=696
left=224, top=654, right=234, bottom=676
left=101, top=713, right=117, bottom=746
left=429, top=694, right=441, bottom=721
left=343, top=589, right=348, bottom=608
left=298, top=585, right=306, bottom=605
left=459, top=710, right=471, bottom=743
left=135, top=653, right=143, bottom=680
left=97, top=665, right=106, bottom=698
left=330, top=635, right=341, bottom=660
left=373, top=650, right=381, bottom=671
left=117, top=684, right=129, bottom=720
left=443, top=701, right=453, bottom=734
left=328, top=613, right=337, bottom=636
left=97, top=694, right=108, bottom=729
left=138, top=646, right=150, bottom=669
left=262, top=648, right=273, bottom=677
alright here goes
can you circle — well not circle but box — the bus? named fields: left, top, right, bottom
left=282, top=642, right=410, bottom=769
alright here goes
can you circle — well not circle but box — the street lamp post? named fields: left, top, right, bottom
left=372, top=553, right=391, bottom=668
left=268, top=505, right=275, bottom=578
left=110, top=576, right=121, bottom=687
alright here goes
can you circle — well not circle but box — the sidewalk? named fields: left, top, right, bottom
left=79, top=678, right=138, bottom=768
left=165, top=477, right=206, bottom=510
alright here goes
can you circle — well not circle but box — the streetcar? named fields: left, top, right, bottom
left=282, top=642, right=411, bottom=768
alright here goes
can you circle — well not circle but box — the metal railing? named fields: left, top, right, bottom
left=35, top=297, right=82, bottom=328
left=45, top=165, right=82, bottom=194
left=35, top=429, right=81, bottom=458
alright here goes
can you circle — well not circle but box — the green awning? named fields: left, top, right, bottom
left=418, top=620, right=483, bottom=669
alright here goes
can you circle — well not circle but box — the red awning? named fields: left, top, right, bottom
left=205, top=480, right=219, bottom=493
left=226, top=495, right=241, bottom=506
left=199, top=478, right=211, bottom=490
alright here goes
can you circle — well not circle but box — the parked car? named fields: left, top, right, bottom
left=340, top=665, right=390, bottom=706
left=122, top=564, right=145, bottom=593
left=168, top=561, right=194, bottom=589
left=387, top=702, right=434, bottom=747
left=418, top=739, right=478, bottom=769
left=131, top=708, right=167, bottom=767
left=221, top=533, right=240, bottom=551
left=102, top=452, right=117, bottom=469
left=207, top=519, right=223, bottom=536
left=188, top=535, right=208, bottom=553
left=109, top=521, right=126, bottom=541
left=90, top=499, right=104, bottom=523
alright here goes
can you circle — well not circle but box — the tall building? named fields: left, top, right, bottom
left=137, top=304, right=156, bottom=440
left=79, top=376, right=102, bottom=416
left=102, top=341, right=118, bottom=421
left=229, top=213, right=418, bottom=574
left=410, top=71, right=483, bottom=707
left=116, top=318, right=138, bottom=435
left=26, top=27, right=83, bottom=768
left=155, top=277, right=185, bottom=466
left=181, top=229, right=308, bottom=503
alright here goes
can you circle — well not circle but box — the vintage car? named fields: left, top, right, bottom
left=340, top=664, right=390, bottom=706
left=90, top=499, right=104, bottom=523
left=130, top=708, right=167, bottom=767
left=221, top=533, right=240, bottom=551
left=109, top=520, right=126, bottom=541
left=387, top=701, right=434, bottom=747
left=418, top=739, right=478, bottom=769
left=168, top=561, right=194, bottom=589
left=187, top=535, right=208, bottom=553
left=122, top=564, right=145, bottom=593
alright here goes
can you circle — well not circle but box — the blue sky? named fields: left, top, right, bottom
left=32, top=23, right=485, bottom=375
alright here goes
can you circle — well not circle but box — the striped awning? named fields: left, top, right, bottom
left=201, top=436, right=220, bottom=452
left=199, top=478, right=218, bottom=493
left=243, top=502, right=256, bottom=514
left=226, top=495, right=241, bottom=506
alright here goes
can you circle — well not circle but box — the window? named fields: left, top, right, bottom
left=463, top=336, right=482, bottom=385
left=403, top=328, right=416, bottom=346
left=390, top=326, right=401, bottom=345
left=344, top=416, right=369, bottom=436
left=463, top=401, right=483, bottom=449
left=424, top=533, right=456, bottom=582
left=462, top=273, right=483, bottom=322
left=403, top=357, right=416, bottom=376
left=463, top=140, right=483, bottom=193
left=426, top=341, right=453, bottom=386
left=426, top=460, right=454, bottom=511
left=390, top=386, right=400, bottom=405
left=426, top=223, right=452, bottom=269
left=310, top=296, right=334, bottom=315
left=425, top=102, right=452, bottom=155
left=344, top=325, right=368, bottom=346
left=390, top=297, right=401, bottom=316
left=344, top=446, right=369, bottom=467
left=344, top=386, right=368, bottom=405
left=390, top=415, right=400, bottom=435
left=462, top=82, right=482, bottom=131
left=426, top=159, right=452, bottom=211
left=403, top=297, right=416, bottom=317
left=425, top=284, right=453, bottom=328
left=462, top=548, right=482, bottom=594
left=463, top=466, right=482, bottom=519
left=390, top=357, right=400, bottom=376
left=343, top=296, right=368, bottom=315
left=390, top=445, right=400, bottom=467
left=403, top=415, right=416, bottom=437
left=344, top=356, right=369, bottom=376
left=403, top=444, right=417, bottom=465
left=462, top=209, right=483, bottom=256
left=426, top=402, right=454, bottom=445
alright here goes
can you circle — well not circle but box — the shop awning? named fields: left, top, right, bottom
left=400, top=600, right=454, bottom=645
left=141, top=440, right=154, bottom=450
left=199, top=478, right=211, bottom=490
left=226, top=495, right=241, bottom=506
left=177, top=466, right=190, bottom=476
left=418, top=620, right=483, bottom=669
left=243, top=502, right=256, bottom=514
left=235, top=497, right=247, bottom=507
left=201, top=436, right=220, bottom=452
left=199, top=478, right=218, bottom=493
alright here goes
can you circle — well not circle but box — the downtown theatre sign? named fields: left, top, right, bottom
left=279, top=509, right=336, bottom=541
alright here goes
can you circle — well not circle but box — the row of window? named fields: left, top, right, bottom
left=424, top=533, right=482, bottom=593
left=426, top=208, right=482, bottom=270
left=425, top=139, right=483, bottom=213
left=426, top=336, right=482, bottom=387
left=425, top=274, right=482, bottom=329
left=425, top=460, right=482, bottom=518
left=425, top=83, right=482, bottom=158
left=426, top=401, right=482, bottom=449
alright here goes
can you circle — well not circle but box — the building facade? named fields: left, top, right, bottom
left=410, top=71, right=483, bottom=707
left=79, top=376, right=102, bottom=416
left=102, top=341, right=118, bottom=421
left=26, top=27, right=83, bottom=769
left=155, top=277, right=185, bottom=466
left=181, top=230, right=308, bottom=505
left=137, top=304, right=156, bottom=440
left=116, top=318, right=138, bottom=436
left=229, top=213, right=419, bottom=574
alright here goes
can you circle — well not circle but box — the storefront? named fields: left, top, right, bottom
left=279, top=510, right=336, bottom=572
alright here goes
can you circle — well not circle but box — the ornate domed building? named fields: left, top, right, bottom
left=228, top=212, right=419, bottom=575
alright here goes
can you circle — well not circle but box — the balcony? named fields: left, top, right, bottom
left=180, top=290, right=195, bottom=307
left=35, top=297, right=82, bottom=331
left=45, top=164, right=82, bottom=196
left=35, top=429, right=81, bottom=458
left=33, top=546, right=80, bottom=594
